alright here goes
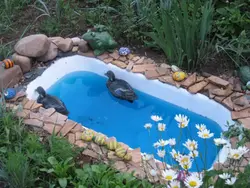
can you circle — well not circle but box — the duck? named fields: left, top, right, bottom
left=35, top=86, right=69, bottom=115
left=105, top=70, right=137, bottom=103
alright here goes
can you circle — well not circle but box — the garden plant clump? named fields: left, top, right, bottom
left=0, top=102, right=160, bottom=188
left=144, top=114, right=250, bottom=188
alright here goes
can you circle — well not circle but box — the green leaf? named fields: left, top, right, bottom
left=0, top=147, right=7, bottom=153
left=58, top=178, right=67, bottom=188
left=91, top=165, right=101, bottom=174
left=48, top=156, right=58, bottom=166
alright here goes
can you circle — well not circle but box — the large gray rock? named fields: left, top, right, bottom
left=0, top=65, right=23, bottom=90
left=14, top=34, right=50, bottom=57
left=78, top=39, right=89, bottom=53
left=37, top=42, right=58, bottom=62
left=50, top=37, right=73, bottom=52
left=12, top=53, right=32, bottom=73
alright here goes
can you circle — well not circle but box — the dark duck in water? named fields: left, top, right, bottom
left=35, top=86, right=69, bottom=115
left=105, top=70, right=138, bottom=103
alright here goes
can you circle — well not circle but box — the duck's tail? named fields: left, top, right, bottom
left=36, top=86, right=46, bottom=97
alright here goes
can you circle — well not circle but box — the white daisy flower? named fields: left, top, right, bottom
left=178, top=155, right=192, bottom=170
left=168, top=180, right=180, bottom=188
left=219, top=173, right=231, bottom=180
left=189, top=150, right=199, bottom=158
left=157, top=149, right=166, bottom=158
left=170, top=149, right=180, bottom=160
left=214, top=138, right=227, bottom=146
left=144, top=123, right=152, bottom=129
left=183, top=139, right=198, bottom=151
left=225, top=177, right=237, bottom=185
left=208, top=186, right=214, bottom=188
left=151, top=115, right=163, bottom=122
left=238, top=146, right=249, bottom=156
left=168, top=138, right=176, bottom=146
left=184, top=174, right=203, bottom=188
left=142, top=153, right=153, bottom=161
left=150, top=169, right=157, bottom=176
left=162, top=169, right=177, bottom=181
left=175, top=114, right=189, bottom=128
left=198, top=129, right=214, bottom=139
left=158, top=123, right=166, bottom=131
left=195, top=124, right=206, bottom=131
left=155, top=139, right=168, bottom=147
left=228, top=147, right=247, bottom=160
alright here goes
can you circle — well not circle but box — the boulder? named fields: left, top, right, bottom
left=78, top=39, right=89, bottom=53
left=0, top=65, right=23, bottom=90
left=50, top=37, right=73, bottom=52
left=12, top=53, right=32, bottom=73
left=71, top=37, right=81, bottom=45
left=37, top=42, right=58, bottom=62
left=14, top=34, right=50, bottom=57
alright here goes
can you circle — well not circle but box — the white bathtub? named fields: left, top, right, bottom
left=26, top=55, right=233, bottom=165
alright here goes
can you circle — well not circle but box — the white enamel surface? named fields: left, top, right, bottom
left=26, top=55, right=233, bottom=165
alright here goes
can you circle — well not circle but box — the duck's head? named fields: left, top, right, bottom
left=35, top=86, right=46, bottom=97
left=105, top=71, right=115, bottom=81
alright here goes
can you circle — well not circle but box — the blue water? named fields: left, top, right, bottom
left=47, top=71, right=222, bottom=172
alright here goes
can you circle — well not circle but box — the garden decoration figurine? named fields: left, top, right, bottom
left=119, top=47, right=131, bottom=56
left=35, top=86, right=69, bottom=115
left=1, top=58, right=14, bottom=69
left=238, top=66, right=250, bottom=85
left=172, top=71, right=187, bottom=82
left=4, top=88, right=16, bottom=100
left=82, top=25, right=118, bottom=56
left=105, top=70, right=138, bottom=103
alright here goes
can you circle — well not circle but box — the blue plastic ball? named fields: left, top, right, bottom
left=4, top=88, right=16, bottom=100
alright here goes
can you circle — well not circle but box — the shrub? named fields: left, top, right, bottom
left=145, top=0, right=214, bottom=71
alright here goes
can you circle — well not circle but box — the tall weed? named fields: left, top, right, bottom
left=145, top=0, right=214, bottom=70
left=0, top=152, right=34, bottom=188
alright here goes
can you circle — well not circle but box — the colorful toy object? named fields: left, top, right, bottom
left=82, top=25, right=118, bottom=56
left=115, top=146, right=132, bottom=161
left=172, top=71, right=187, bottom=82
left=106, top=138, right=118, bottom=151
left=81, top=129, right=95, bottom=142
left=1, top=59, right=14, bottom=69
left=118, top=47, right=131, bottom=56
left=94, top=134, right=107, bottom=146
left=4, top=88, right=16, bottom=100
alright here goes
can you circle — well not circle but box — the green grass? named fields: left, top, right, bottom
left=0, top=100, right=160, bottom=188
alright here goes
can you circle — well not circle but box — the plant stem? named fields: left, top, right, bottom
left=204, top=139, right=207, bottom=171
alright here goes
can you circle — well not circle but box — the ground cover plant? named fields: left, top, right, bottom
left=0, top=102, right=160, bottom=188
left=0, top=0, right=249, bottom=73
